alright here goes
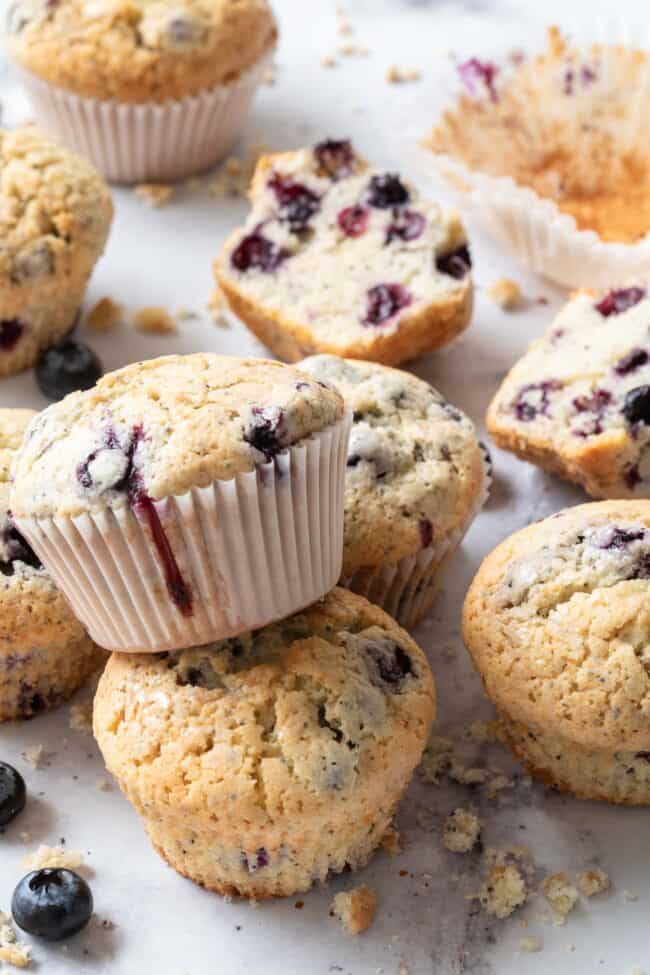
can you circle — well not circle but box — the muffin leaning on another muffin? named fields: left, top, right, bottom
left=300, top=355, right=489, bottom=628
left=0, top=126, right=112, bottom=376
left=214, top=139, right=473, bottom=367
left=463, top=501, right=650, bottom=804
left=93, top=587, right=436, bottom=898
left=0, top=409, right=104, bottom=721
left=11, top=354, right=350, bottom=653
left=6, top=0, right=278, bottom=182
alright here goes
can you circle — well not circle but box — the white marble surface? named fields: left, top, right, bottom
left=2, top=1, right=650, bottom=972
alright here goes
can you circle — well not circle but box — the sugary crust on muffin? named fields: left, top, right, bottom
left=487, top=288, right=650, bottom=498
left=10, top=354, right=344, bottom=518
left=463, top=501, right=650, bottom=754
left=7, top=0, right=278, bottom=103
left=427, top=28, right=650, bottom=243
left=0, top=127, right=113, bottom=375
left=214, top=144, right=473, bottom=367
left=299, top=355, right=485, bottom=570
left=93, top=588, right=435, bottom=895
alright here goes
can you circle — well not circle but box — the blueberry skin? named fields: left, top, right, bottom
left=0, top=762, right=26, bottom=827
left=35, top=340, right=103, bottom=401
left=623, top=385, right=650, bottom=426
left=12, top=869, right=93, bottom=941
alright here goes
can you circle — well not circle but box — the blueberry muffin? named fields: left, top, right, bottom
left=487, top=287, right=650, bottom=498
left=0, top=408, right=104, bottom=721
left=214, top=140, right=473, bottom=367
left=7, top=1, right=278, bottom=182
left=93, top=587, right=436, bottom=897
left=463, top=501, right=650, bottom=804
left=11, top=354, right=349, bottom=653
left=0, top=127, right=112, bottom=376
left=300, top=355, right=488, bottom=627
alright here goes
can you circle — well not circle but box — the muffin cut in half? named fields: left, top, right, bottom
left=94, top=587, right=436, bottom=898
left=214, top=139, right=473, bottom=366
left=463, top=501, right=650, bottom=804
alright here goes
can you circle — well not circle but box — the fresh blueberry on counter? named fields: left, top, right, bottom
left=0, top=762, right=26, bottom=827
left=12, top=869, right=93, bottom=941
left=36, top=339, right=102, bottom=401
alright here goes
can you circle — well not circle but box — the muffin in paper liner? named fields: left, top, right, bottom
left=14, top=412, right=351, bottom=654
left=424, top=25, right=650, bottom=288
left=12, top=52, right=274, bottom=184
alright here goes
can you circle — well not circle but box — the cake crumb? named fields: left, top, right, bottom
left=338, top=42, right=369, bottom=57
left=134, top=183, right=174, bottom=207
left=488, top=278, right=524, bottom=311
left=442, top=808, right=481, bottom=853
left=69, top=699, right=93, bottom=735
left=321, top=54, right=337, bottom=67
left=86, top=297, right=123, bottom=332
left=577, top=868, right=610, bottom=897
left=519, top=936, right=542, bottom=953
left=207, top=288, right=230, bottom=327
left=623, top=889, right=639, bottom=902
left=486, top=773, right=514, bottom=799
left=173, top=306, right=198, bottom=322
left=385, top=65, right=421, bottom=84
left=95, top=778, right=112, bottom=792
left=419, top=734, right=453, bottom=784
left=478, top=864, right=527, bottom=919
left=263, top=67, right=276, bottom=85
left=543, top=873, right=578, bottom=919
left=330, top=885, right=377, bottom=935
left=380, top=825, right=401, bottom=856
left=23, top=845, right=86, bottom=873
left=22, top=744, right=48, bottom=769
left=18, top=832, right=31, bottom=844
left=0, top=911, right=31, bottom=969
left=133, top=307, right=177, bottom=335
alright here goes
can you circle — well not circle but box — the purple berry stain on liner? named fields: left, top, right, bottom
left=595, top=287, right=646, bottom=317
left=458, top=58, right=499, bottom=102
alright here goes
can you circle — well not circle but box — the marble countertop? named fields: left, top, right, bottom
left=1, top=0, right=650, bottom=972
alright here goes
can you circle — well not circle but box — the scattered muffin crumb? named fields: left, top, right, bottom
left=86, top=297, right=124, bottom=332
left=0, top=911, right=31, bottom=969
left=631, top=968, right=647, bottom=975
left=18, top=832, right=31, bottom=844
left=488, top=278, right=524, bottom=311
left=95, top=778, right=112, bottom=792
left=380, top=825, right=402, bottom=856
left=520, top=936, right=542, bottom=953
left=478, top=864, right=527, bottom=919
left=577, top=869, right=610, bottom=897
left=133, top=307, right=177, bottom=335
left=442, top=808, right=481, bottom=853
left=385, top=65, right=421, bottom=84
left=449, top=761, right=490, bottom=787
left=486, top=773, right=514, bottom=800
left=263, top=67, right=276, bottom=85
left=338, top=42, right=369, bottom=57
left=420, top=734, right=454, bottom=784
left=321, top=54, right=337, bottom=67
left=330, top=885, right=377, bottom=935
left=173, top=306, right=198, bottom=322
left=22, top=745, right=48, bottom=769
left=543, top=873, right=578, bottom=920
left=69, top=699, right=93, bottom=735
left=207, top=288, right=230, bottom=327
left=623, top=889, right=639, bottom=902
left=23, top=845, right=85, bottom=873
left=134, top=183, right=174, bottom=207
left=464, top=719, right=501, bottom=745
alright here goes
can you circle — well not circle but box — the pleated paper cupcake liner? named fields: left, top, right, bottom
left=341, top=450, right=491, bottom=630
left=16, top=412, right=351, bottom=654
left=13, top=51, right=273, bottom=183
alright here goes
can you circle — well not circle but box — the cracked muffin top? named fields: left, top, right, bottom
left=10, top=354, right=344, bottom=519
left=93, top=587, right=435, bottom=827
left=463, top=501, right=650, bottom=750
left=300, top=355, right=486, bottom=570
left=7, top=0, right=278, bottom=103
left=0, top=127, right=113, bottom=289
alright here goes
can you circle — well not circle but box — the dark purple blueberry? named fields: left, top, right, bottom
left=435, top=244, right=471, bottom=279
left=12, top=869, right=93, bottom=941
left=363, top=283, right=412, bottom=327
left=511, top=380, right=562, bottom=422
left=615, top=349, right=649, bottom=376
left=269, top=175, right=320, bottom=232
left=35, top=340, right=102, bottom=401
left=76, top=425, right=142, bottom=497
left=231, top=230, right=287, bottom=273
left=595, top=287, right=646, bottom=317
left=367, top=173, right=410, bottom=209
left=635, top=751, right=650, bottom=762
left=419, top=518, right=433, bottom=548
left=241, top=849, right=269, bottom=872
left=337, top=205, right=369, bottom=238
left=243, top=406, right=287, bottom=461
left=365, top=641, right=414, bottom=689
left=626, top=464, right=642, bottom=490
left=623, top=386, right=650, bottom=426
left=572, top=388, right=612, bottom=435
left=0, top=319, right=24, bottom=351
left=0, top=762, right=26, bottom=827
left=385, top=210, right=426, bottom=245
left=0, top=524, right=42, bottom=576
left=457, top=58, right=499, bottom=102
left=581, top=65, right=597, bottom=86
left=314, top=139, right=354, bottom=179
left=17, top=686, right=52, bottom=719
left=629, top=554, right=650, bottom=580
left=563, top=67, right=575, bottom=95
left=597, top=527, right=645, bottom=550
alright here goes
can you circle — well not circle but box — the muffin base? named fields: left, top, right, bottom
left=0, top=636, right=105, bottom=722
left=499, top=711, right=650, bottom=805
